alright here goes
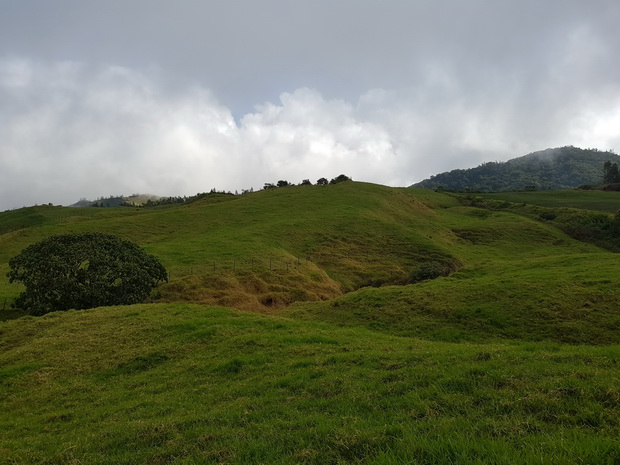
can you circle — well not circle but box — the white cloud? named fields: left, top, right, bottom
left=239, top=88, right=397, bottom=184
left=1, top=57, right=619, bottom=211
left=0, top=61, right=401, bottom=210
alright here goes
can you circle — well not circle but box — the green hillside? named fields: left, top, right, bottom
left=2, top=304, right=619, bottom=464
left=412, top=146, right=620, bottom=191
left=473, top=190, right=620, bottom=213
left=1, top=182, right=620, bottom=463
left=1, top=183, right=464, bottom=312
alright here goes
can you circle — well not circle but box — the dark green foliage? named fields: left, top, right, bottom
left=330, top=174, right=352, bottom=184
left=539, top=211, right=556, bottom=221
left=410, top=260, right=459, bottom=283
left=141, top=196, right=187, bottom=207
left=316, top=177, right=329, bottom=185
left=613, top=211, right=620, bottom=235
left=7, top=233, right=168, bottom=315
left=413, top=146, right=620, bottom=191
left=603, top=161, right=620, bottom=184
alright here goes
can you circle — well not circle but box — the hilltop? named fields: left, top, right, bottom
left=412, top=146, right=620, bottom=191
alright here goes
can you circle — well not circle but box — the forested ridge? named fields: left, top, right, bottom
left=412, top=146, right=620, bottom=191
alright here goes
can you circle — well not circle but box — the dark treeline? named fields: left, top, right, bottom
left=262, top=174, right=351, bottom=190
left=603, top=161, right=620, bottom=184
left=100, top=174, right=353, bottom=208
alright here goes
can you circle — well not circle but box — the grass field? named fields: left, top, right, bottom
left=1, top=182, right=619, bottom=463
left=2, top=304, right=619, bottom=464
left=474, top=190, right=620, bottom=213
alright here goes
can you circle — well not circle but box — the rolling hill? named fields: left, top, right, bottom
left=412, top=146, right=620, bottom=191
left=1, top=181, right=619, bottom=463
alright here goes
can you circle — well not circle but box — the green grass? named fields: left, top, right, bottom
left=1, top=184, right=463, bottom=310
left=284, top=196, right=619, bottom=344
left=1, top=304, right=619, bottom=464
left=286, top=252, right=620, bottom=344
left=474, top=190, right=620, bottom=213
left=1, top=182, right=620, bottom=463
left=456, top=192, right=620, bottom=252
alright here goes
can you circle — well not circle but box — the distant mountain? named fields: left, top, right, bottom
left=411, top=146, right=620, bottom=191
left=70, top=194, right=161, bottom=208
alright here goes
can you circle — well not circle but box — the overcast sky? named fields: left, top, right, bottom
left=1, top=0, right=619, bottom=210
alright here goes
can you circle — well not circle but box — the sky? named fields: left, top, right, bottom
left=1, top=0, right=620, bottom=211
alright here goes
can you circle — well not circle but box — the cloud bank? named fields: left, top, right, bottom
left=1, top=54, right=619, bottom=211
left=2, top=1, right=620, bottom=211
left=0, top=60, right=399, bottom=210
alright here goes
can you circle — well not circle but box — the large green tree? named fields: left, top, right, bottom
left=603, top=161, right=620, bottom=184
left=7, top=233, right=168, bottom=315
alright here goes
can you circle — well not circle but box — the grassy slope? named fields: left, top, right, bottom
left=1, top=182, right=620, bottom=463
left=1, top=304, right=619, bottom=465
left=1, top=184, right=461, bottom=311
left=475, top=190, right=620, bottom=213
left=2, top=183, right=618, bottom=338
left=286, top=193, right=620, bottom=344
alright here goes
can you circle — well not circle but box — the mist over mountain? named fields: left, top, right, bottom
left=412, top=147, right=620, bottom=191
left=70, top=194, right=162, bottom=208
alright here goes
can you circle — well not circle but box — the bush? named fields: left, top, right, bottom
left=410, top=259, right=461, bottom=283
left=539, top=211, right=557, bottom=221
left=330, top=174, right=351, bottom=184
left=7, top=233, right=168, bottom=315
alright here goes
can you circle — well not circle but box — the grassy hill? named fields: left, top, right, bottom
left=1, top=181, right=620, bottom=463
left=412, top=146, right=620, bottom=191
left=1, top=183, right=464, bottom=312
left=473, top=190, right=620, bottom=213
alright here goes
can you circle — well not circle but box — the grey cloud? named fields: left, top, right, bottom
left=3, top=1, right=619, bottom=113
left=1, top=1, right=620, bottom=210
left=0, top=62, right=399, bottom=210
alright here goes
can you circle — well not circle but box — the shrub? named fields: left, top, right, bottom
left=410, top=259, right=461, bottom=283
left=7, top=233, right=168, bottom=315
left=539, top=211, right=557, bottom=221
left=330, top=174, right=351, bottom=184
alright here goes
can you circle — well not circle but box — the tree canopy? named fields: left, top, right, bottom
left=330, top=174, right=352, bottom=184
left=603, top=161, right=620, bottom=184
left=412, top=147, right=620, bottom=191
left=7, top=233, right=168, bottom=315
